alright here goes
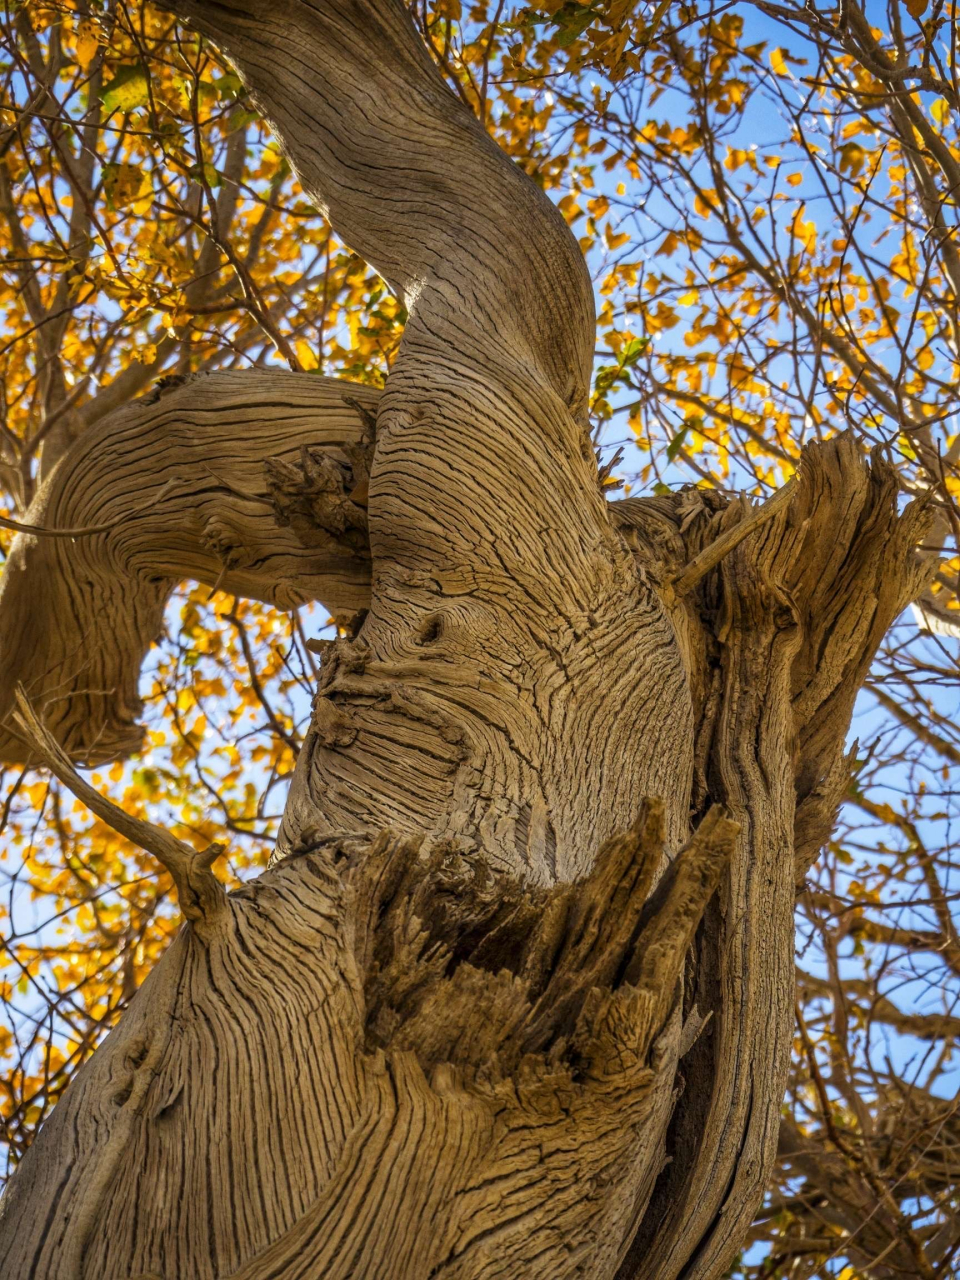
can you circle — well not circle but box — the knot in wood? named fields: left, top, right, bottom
left=312, top=695, right=358, bottom=749
left=264, top=443, right=369, bottom=552
left=314, top=635, right=370, bottom=692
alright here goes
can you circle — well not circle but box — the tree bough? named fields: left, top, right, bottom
left=0, top=1, right=936, bottom=1277
left=0, top=370, right=375, bottom=765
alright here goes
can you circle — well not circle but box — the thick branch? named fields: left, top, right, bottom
left=156, top=1, right=695, bottom=879
left=162, top=0, right=594, bottom=418
left=616, top=437, right=934, bottom=1280
left=0, top=369, right=375, bottom=765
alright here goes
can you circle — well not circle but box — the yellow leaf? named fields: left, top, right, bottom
left=101, top=162, right=151, bottom=211
left=770, top=48, right=789, bottom=77
left=786, top=172, right=803, bottom=186
left=838, top=142, right=866, bottom=178
left=791, top=209, right=817, bottom=255
left=558, top=193, right=583, bottom=221
left=295, top=339, right=319, bottom=371
left=75, top=19, right=99, bottom=72
left=906, top=0, right=927, bottom=15
left=100, top=64, right=150, bottom=114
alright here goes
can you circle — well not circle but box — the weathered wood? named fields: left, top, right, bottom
left=0, top=370, right=375, bottom=764
left=0, top=0, right=936, bottom=1276
left=616, top=440, right=931, bottom=1280
left=0, top=808, right=738, bottom=1279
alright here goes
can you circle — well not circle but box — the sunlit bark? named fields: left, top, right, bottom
left=0, top=2, right=934, bottom=1277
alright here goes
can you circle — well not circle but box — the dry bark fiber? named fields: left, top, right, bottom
left=0, top=0, right=937, bottom=1275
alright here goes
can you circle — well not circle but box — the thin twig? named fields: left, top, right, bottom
left=12, top=687, right=226, bottom=937
left=0, top=478, right=177, bottom=539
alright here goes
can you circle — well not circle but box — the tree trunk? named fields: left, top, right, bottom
left=0, top=2, right=934, bottom=1277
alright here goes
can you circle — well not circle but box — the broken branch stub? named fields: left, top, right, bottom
left=354, top=800, right=737, bottom=1079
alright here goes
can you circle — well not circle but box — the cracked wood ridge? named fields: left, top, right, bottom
left=0, top=2, right=935, bottom=1278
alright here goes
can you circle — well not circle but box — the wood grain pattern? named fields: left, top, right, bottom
left=0, top=809, right=739, bottom=1280
left=0, top=1, right=936, bottom=1276
left=0, top=370, right=375, bottom=764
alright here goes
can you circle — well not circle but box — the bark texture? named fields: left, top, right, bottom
left=0, top=1, right=935, bottom=1277
left=0, top=371, right=375, bottom=764
left=152, top=0, right=700, bottom=879
left=0, top=807, right=741, bottom=1279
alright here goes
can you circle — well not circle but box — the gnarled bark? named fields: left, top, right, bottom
left=0, top=1, right=935, bottom=1277
left=0, top=370, right=375, bottom=765
left=0, top=806, right=741, bottom=1279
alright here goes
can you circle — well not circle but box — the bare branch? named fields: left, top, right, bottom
left=13, top=686, right=226, bottom=936
left=0, top=370, right=375, bottom=765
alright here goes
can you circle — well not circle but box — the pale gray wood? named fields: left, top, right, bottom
left=0, top=370, right=375, bottom=764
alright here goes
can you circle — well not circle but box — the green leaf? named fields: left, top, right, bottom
left=215, top=71, right=243, bottom=99
left=666, top=420, right=694, bottom=461
left=621, top=336, right=650, bottom=364
left=553, top=2, right=598, bottom=46
left=100, top=63, right=149, bottom=113
left=186, top=160, right=222, bottom=189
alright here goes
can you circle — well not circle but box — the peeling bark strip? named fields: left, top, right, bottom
left=0, top=810, right=737, bottom=1279
left=0, top=0, right=936, bottom=1276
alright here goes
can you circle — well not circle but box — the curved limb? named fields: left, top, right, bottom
left=0, top=370, right=375, bottom=765
left=158, top=0, right=696, bottom=876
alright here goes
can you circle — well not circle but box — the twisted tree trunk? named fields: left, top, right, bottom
left=0, top=2, right=933, bottom=1277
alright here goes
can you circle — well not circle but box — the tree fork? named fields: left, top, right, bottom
left=0, top=365, right=684, bottom=770
left=0, top=1, right=937, bottom=1277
